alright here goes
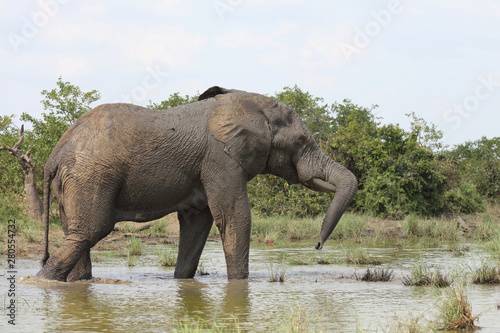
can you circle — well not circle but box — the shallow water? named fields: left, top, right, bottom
left=1, top=238, right=499, bottom=332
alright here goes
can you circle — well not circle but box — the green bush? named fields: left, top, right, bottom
left=443, top=181, right=484, bottom=214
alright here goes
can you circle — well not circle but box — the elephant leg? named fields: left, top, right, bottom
left=66, top=248, right=92, bottom=282
left=36, top=234, right=92, bottom=281
left=204, top=168, right=251, bottom=279
left=174, top=207, right=213, bottom=278
left=37, top=187, right=116, bottom=281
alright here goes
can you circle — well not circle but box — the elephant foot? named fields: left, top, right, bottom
left=67, top=250, right=93, bottom=282
left=36, top=262, right=70, bottom=282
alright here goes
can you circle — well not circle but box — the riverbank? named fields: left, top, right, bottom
left=2, top=203, right=499, bottom=260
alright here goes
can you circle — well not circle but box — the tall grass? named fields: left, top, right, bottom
left=402, top=215, right=461, bottom=241
left=158, top=248, right=177, bottom=267
left=435, top=283, right=479, bottom=331
left=330, top=213, right=367, bottom=240
left=127, top=237, right=143, bottom=256
left=471, top=260, right=500, bottom=284
left=385, top=313, right=426, bottom=333
left=268, top=262, right=287, bottom=282
left=475, top=213, right=500, bottom=241
left=251, top=213, right=368, bottom=243
left=402, top=260, right=452, bottom=287
left=356, top=268, right=394, bottom=282
left=485, top=234, right=500, bottom=259
left=151, top=218, right=171, bottom=237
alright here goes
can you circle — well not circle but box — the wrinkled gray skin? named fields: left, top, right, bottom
left=36, top=86, right=357, bottom=281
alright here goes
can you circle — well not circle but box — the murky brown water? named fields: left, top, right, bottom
left=2, top=239, right=499, bottom=332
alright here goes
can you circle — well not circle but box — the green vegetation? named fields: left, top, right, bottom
left=402, top=260, right=452, bottom=287
left=435, top=283, right=479, bottom=331
left=471, top=261, right=500, bottom=284
left=356, top=268, right=394, bottom=282
left=158, top=248, right=177, bottom=267
left=127, top=237, right=144, bottom=256
left=343, top=247, right=381, bottom=266
left=268, top=262, right=287, bottom=282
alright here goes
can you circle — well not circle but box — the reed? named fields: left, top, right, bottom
left=435, top=283, right=479, bottom=331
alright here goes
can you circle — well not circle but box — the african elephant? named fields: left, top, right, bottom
left=36, top=86, right=357, bottom=281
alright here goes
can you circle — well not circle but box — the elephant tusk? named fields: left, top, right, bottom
left=312, top=178, right=337, bottom=192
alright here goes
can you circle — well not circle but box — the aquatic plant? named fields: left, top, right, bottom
left=435, top=283, right=480, bottom=331
left=151, top=218, right=171, bottom=237
left=356, top=268, right=394, bottom=282
left=402, top=260, right=452, bottom=287
left=471, top=262, right=500, bottom=284
left=269, top=262, right=287, bottom=282
left=127, top=236, right=143, bottom=256
left=343, top=248, right=381, bottom=266
left=385, top=313, right=426, bottom=333
left=158, top=248, right=177, bottom=267
left=402, top=213, right=421, bottom=236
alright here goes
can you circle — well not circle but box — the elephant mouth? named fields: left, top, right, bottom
left=302, top=178, right=337, bottom=193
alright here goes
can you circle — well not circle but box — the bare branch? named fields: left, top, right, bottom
left=13, top=125, right=25, bottom=150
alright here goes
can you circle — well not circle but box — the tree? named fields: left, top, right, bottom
left=21, top=77, right=101, bottom=177
left=448, top=137, right=500, bottom=199
left=0, top=78, right=101, bottom=223
left=147, top=92, right=197, bottom=110
left=274, top=85, right=334, bottom=143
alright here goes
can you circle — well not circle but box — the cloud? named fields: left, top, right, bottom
left=214, top=29, right=281, bottom=50
left=39, top=13, right=207, bottom=74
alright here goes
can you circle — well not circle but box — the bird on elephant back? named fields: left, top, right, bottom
left=36, top=86, right=358, bottom=281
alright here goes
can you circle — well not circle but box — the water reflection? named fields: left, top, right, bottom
left=7, top=240, right=500, bottom=332
left=39, top=284, right=117, bottom=332
left=175, top=279, right=250, bottom=326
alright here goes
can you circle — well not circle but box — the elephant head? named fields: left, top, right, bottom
left=200, top=86, right=358, bottom=249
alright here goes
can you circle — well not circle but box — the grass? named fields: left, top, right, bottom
left=343, top=248, right=381, bottom=266
left=474, top=213, right=500, bottom=241
left=250, top=213, right=368, bottom=243
left=158, top=248, right=177, bottom=267
left=402, top=213, right=420, bottom=236
left=471, top=261, right=500, bottom=284
left=356, top=268, right=394, bottom=282
left=435, top=283, right=480, bottom=331
left=402, top=215, right=462, bottom=241
left=269, top=262, right=287, bottom=282
left=20, top=224, right=42, bottom=243
left=151, top=217, right=172, bottom=237
left=402, top=260, right=452, bottom=287
left=446, top=242, right=471, bottom=257
left=127, top=237, right=144, bottom=256
left=384, top=313, right=426, bottom=333
left=251, top=216, right=321, bottom=243
left=330, top=213, right=368, bottom=240
left=484, top=234, right=500, bottom=258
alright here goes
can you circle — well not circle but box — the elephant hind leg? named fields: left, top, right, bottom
left=174, top=207, right=213, bottom=278
left=67, top=248, right=92, bottom=282
left=36, top=234, right=92, bottom=281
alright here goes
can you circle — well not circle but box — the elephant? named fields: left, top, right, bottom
left=36, top=86, right=357, bottom=281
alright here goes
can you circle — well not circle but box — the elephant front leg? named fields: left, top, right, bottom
left=204, top=174, right=252, bottom=279
left=174, top=207, right=213, bottom=278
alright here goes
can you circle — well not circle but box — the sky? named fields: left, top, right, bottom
left=1, top=0, right=499, bottom=147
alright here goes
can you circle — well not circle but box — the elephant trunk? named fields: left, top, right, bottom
left=297, top=151, right=358, bottom=250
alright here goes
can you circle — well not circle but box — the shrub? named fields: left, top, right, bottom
left=443, top=181, right=484, bottom=214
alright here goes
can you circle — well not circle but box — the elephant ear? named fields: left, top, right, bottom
left=208, top=94, right=273, bottom=177
left=199, top=86, right=244, bottom=101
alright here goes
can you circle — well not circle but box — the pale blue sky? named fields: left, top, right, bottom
left=1, top=0, right=499, bottom=146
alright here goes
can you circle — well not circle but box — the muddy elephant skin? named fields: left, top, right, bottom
left=36, top=86, right=357, bottom=281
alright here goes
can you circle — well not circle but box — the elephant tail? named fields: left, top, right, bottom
left=41, top=165, right=55, bottom=266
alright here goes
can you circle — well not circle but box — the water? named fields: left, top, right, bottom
left=1, top=239, right=499, bottom=332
